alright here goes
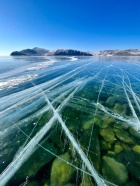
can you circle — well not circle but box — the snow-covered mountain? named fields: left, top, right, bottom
left=96, top=49, right=140, bottom=56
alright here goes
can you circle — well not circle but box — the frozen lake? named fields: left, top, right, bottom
left=0, top=56, right=140, bottom=186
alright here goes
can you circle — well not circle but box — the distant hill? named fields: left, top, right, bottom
left=97, top=49, right=140, bottom=56
left=32, top=47, right=50, bottom=55
left=50, top=49, right=93, bottom=56
left=10, top=48, right=140, bottom=56
left=10, top=51, right=26, bottom=56
left=10, top=48, right=93, bottom=56
left=11, top=49, right=37, bottom=56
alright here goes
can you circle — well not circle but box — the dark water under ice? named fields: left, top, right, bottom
left=0, top=56, right=140, bottom=186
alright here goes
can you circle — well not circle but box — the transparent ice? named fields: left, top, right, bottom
left=0, top=56, right=140, bottom=186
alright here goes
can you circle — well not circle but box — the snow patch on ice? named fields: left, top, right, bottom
left=27, top=61, right=54, bottom=70
left=0, top=74, right=38, bottom=90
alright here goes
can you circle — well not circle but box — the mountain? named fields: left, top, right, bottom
left=97, top=50, right=119, bottom=56
left=33, top=47, right=50, bottom=55
left=10, top=51, right=26, bottom=56
left=97, top=49, right=140, bottom=56
left=10, top=48, right=140, bottom=56
left=10, top=48, right=93, bottom=56
left=11, top=49, right=37, bottom=56
left=50, top=49, right=92, bottom=56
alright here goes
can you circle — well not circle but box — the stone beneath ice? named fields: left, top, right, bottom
left=50, top=153, right=76, bottom=186
left=102, top=156, right=128, bottom=185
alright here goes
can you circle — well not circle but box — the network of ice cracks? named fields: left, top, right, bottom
left=0, top=57, right=140, bottom=186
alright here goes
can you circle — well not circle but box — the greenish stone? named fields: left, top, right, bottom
left=129, top=127, right=140, bottom=140
left=102, top=156, right=128, bottom=185
left=114, top=128, right=135, bottom=144
left=107, top=151, right=115, bottom=156
left=106, top=96, right=116, bottom=107
left=83, top=118, right=94, bottom=129
left=95, top=115, right=114, bottom=128
left=132, top=145, right=140, bottom=154
left=113, top=103, right=127, bottom=114
left=121, top=143, right=131, bottom=151
left=100, top=128, right=115, bottom=144
left=44, top=183, right=49, bottom=186
left=43, top=180, right=50, bottom=186
left=100, top=140, right=111, bottom=150
left=94, top=118, right=104, bottom=128
left=114, top=144, right=123, bottom=154
left=50, top=153, right=76, bottom=186
left=103, top=116, right=115, bottom=125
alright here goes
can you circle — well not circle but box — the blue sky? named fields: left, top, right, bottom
left=0, top=0, right=140, bottom=55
